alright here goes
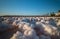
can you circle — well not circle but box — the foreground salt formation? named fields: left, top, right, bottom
left=11, top=24, right=39, bottom=39
left=0, top=17, right=60, bottom=39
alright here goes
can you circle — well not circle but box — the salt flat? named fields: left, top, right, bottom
left=0, top=16, right=60, bottom=39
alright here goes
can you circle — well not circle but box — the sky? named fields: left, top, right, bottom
left=0, top=0, right=60, bottom=16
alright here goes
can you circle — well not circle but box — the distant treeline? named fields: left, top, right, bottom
left=50, top=10, right=60, bottom=16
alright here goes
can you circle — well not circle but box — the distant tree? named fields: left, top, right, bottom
left=56, top=10, right=60, bottom=16
left=58, top=10, right=60, bottom=12
left=50, top=12, right=55, bottom=16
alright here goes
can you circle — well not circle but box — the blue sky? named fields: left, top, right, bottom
left=0, top=0, right=60, bottom=15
